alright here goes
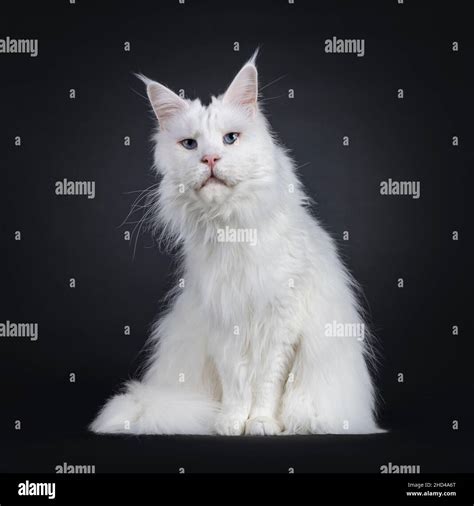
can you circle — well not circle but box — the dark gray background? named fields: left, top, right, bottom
left=0, top=0, right=472, bottom=473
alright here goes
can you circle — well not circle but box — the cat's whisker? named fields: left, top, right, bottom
left=125, top=204, right=151, bottom=212
left=259, top=74, right=287, bottom=92
left=123, top=184, right=159, bottom=195
left=131, top=204, right=156, bottom=259
left=259, top=94, right=286, bottom=103
left=119, top=184, right=160, bottom=228
left=130, top=86, right=150, bottom=102
left=122, top=219, right=149, bottom=225
left=126, top=197, right=154, bottom=247
left=295, top=162, right=311, bottom=170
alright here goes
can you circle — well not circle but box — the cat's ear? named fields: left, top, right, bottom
left=147, top=82, right=188, bottom=127
left=223, top=55, right=258, bottom=115
left=137, top=74, right=188, bottom=128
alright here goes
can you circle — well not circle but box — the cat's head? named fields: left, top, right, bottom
left=141, top=53, right=286, bottom=232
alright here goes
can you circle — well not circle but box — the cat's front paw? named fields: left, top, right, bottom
left=215, top=411, right=247, bottom=436
left=245, top=416, right=282, bottom=436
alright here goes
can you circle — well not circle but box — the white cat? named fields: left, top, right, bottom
left=91, top=53, right=383, bottom=436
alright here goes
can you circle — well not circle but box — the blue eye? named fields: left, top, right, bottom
left=223, top=132, right=239, bottom=145
left=180, top=138, right=197, bottom=150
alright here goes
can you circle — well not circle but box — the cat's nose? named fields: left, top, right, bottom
left=201, top=154, right=221, bottom=170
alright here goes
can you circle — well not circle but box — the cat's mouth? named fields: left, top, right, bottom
left=200, top=175, right=227, bottom=189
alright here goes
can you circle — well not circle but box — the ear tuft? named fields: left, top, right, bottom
left=247, top=47, right=260, bottom=66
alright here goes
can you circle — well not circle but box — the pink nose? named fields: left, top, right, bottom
left=201, top=154, right=221, bottom=170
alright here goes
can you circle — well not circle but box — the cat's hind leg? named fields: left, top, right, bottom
left=280, top=332, right=382, bottom=435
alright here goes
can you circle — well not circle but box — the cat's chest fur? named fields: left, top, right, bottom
left=186, top=238, right=294, bottom=330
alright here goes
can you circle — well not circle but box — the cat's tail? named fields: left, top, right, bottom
left=90, top=380, right=218, bottom=435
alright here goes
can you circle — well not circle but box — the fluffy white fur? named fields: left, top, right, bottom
left=91, top=53, right=383, bottom=436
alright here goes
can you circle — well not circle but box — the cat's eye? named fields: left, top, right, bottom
left=180, top=138, right=198, bottom=150
left=223, top=132, right=240, bottom=145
